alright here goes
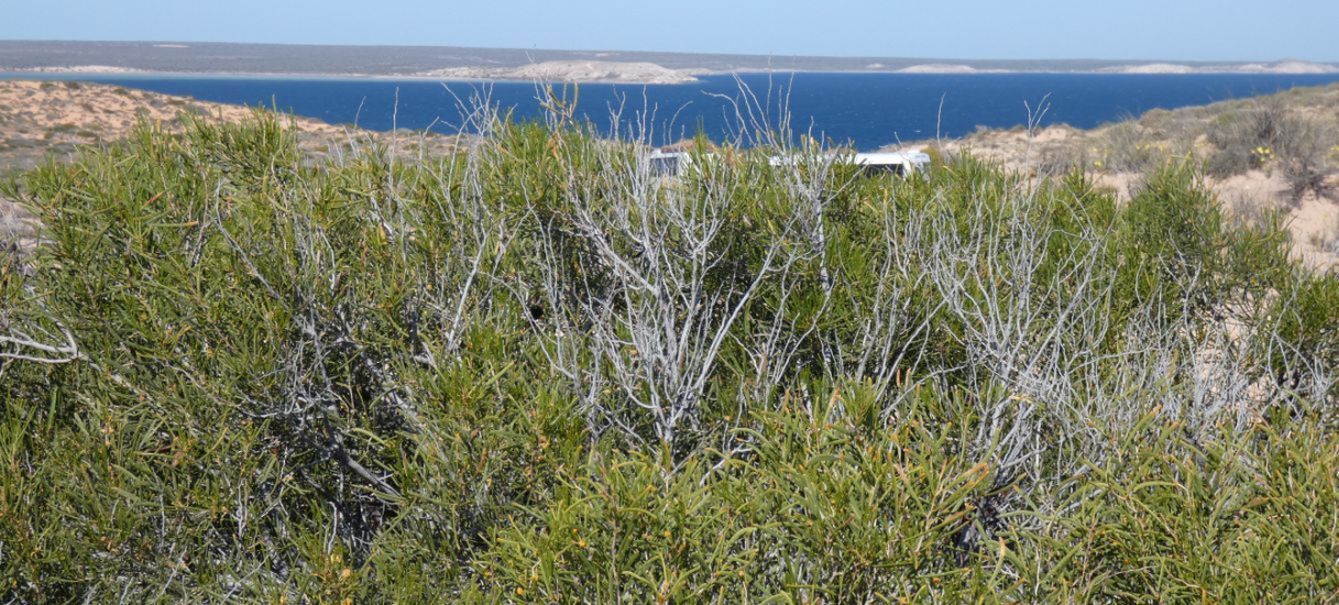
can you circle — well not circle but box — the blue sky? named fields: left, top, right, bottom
left=6, top=0, right=1337, bottom=62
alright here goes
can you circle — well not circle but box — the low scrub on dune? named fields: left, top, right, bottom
left=1, top=109, right=1336, bottom=603
left=958, top=84, right=1339, bottom=204
left=1206, top=98, right=1337, bottom=199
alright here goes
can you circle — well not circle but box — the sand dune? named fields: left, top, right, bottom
left=416, top=60, right=699, bottom=84
left=4, top=64, right=148, bottom=74
left=1100, top=61, right=1338, bottom=75
left=1234, top=60, right=1339, bottom=74
left=1100, top=63, right=1196, bottom=74
left=898, top=64, right=982, bottom=74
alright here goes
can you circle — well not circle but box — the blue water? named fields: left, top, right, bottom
left=9, top=72, right=1339, bottom=150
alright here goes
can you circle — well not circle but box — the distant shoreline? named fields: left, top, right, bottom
left=2, top=40, right=1336, bottom=84
left=0, top=67, right=703, bottom=86
left=4, top=64, right=1339, bottom=86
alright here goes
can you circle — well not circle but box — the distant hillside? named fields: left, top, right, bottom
left=1, top=40, right=1335, bottom=81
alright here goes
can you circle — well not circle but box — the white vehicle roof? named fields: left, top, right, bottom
left=650, top=149, right=930, bottom=174
left=766, top=150, right=931, bottom=168
left=851, top=151, right=931, bottom=167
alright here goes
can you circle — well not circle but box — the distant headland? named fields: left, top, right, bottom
left=1, top=40, right=1336, bottom=84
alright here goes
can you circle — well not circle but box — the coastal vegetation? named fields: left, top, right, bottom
left=934, top=82, right=1339, bottom=270
left=0, top=80, right=461, bottom=179
left=1, top=91, right=1337, bottom=603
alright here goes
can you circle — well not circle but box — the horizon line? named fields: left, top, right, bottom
left=2, top=39, right=1336, bottom=67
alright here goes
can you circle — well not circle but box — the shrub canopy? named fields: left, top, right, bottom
left=1, top=114, right=1335, bottom=603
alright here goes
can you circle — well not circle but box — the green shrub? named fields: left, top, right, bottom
left=477, top=387, right=1004, bottom=603
left=1, top=114, right=1335, bottom=602
left=1022, top=417, right=1339, bottom=602
left=1259, top=272, right=1339, bottom=401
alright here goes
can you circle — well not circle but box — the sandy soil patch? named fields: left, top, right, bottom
left=0, top=194, right=35, bottom=251
left=0, top=79, right=352, bottom=174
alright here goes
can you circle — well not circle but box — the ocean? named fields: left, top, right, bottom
left=8, top=72, right=1339, bottom=150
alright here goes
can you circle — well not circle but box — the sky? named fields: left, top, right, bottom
left=5, top=0, right=1337, bottom=62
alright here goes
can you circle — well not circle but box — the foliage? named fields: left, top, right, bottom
left=1207, top=99, right=1337, bottom=199
left=1, top=110, right=1335, bottom=602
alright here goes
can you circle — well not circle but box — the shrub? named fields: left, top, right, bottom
left=1023, top=417, right=1339, bottom=602
left=477, top=393, right=1004, bottom=602
left=1259, top=272, right=1339, bottom=402
left=1207, top=99, right=1291, bottom=176
left=1099, top=122, right=1161, bottom=173
left=1207, top=99, right=1337, bottom=199
left=1276, top=115, right=1335, bottom=200
left=1, top=111, right=1334, bottom=601
left=1036, top=144, right=1089, bottom=175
